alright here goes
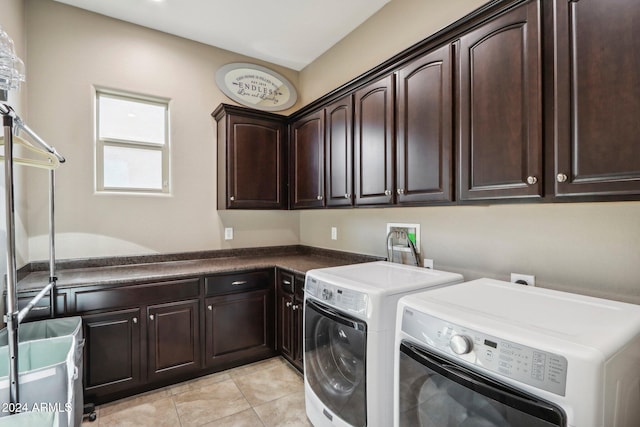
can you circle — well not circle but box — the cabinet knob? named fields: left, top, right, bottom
left=132, top=317, right=137, bottom=324
left=397, top=189, right=405, bottom=195
left=556, top=173, right=568, bottom=183
left=282, top=280, right=292, bottom=285
left=292, top=305, right=299, bottom=311
left=344, top=193, right=351, bottom=199
left=207, top=305, right=212, bottom=311
left=317, top=195, right=323, bottom=201
left=286, top=301, right=292, bottom=308
left=384, top=190, right=392, bottom=196
left=526, top=176, right=538, bottom=185
left=149, top=314, right=154, bottom=320
left=229, top=196, right=235, bottom=201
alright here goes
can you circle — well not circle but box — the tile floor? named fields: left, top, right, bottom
left=82, top=357, right=311, bottom=427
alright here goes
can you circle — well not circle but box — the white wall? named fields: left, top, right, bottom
left=24, top=0, right=300, bottom=261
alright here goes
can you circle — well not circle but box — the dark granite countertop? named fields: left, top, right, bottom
left=17, top=246, right=381, bottom=292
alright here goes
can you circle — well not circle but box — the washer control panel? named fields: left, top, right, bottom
left=305, top=276, right=367, bottom=316
left=401, top=307, right=568, bottom=396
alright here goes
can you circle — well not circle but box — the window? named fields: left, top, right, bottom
left=96, top=90, right=169, bottom=193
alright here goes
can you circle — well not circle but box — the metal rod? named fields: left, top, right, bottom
left=3, top=113, right=20, bottom=408
left=49, top=169, right=56, bottom=317
left=17, top=282, right=54, bottom=323
left=15, top=120, right=65, bottom=163
left=0, top=102, right=66, bottom=163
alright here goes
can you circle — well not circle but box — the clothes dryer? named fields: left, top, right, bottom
left=395, top=278, right=640, bottom=427
left=304, top=261, right=464, bottom=427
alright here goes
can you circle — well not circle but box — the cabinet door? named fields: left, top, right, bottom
left=277, top=290, right=295, bottom=361
left=325, top=95, right=354, bottom=207
left=553, top=0, right=640, bottom=197
left=354, top=75, right=396, bottom=206
left=397, top=44, right=453, bottom=204
left=290, top=110, right=325, bottom=208
left=292, top=274, right=305, bottom=371
left=216, top=106, right=286, bottom=209
left=205, top=289, right=275, bottom=367
left=147, top=299, right=200, bottom=381
left=458, top=0, right=542, bottom=201
left=83, top=308, right=141, bottom=399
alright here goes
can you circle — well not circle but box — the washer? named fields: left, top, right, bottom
left=394, top=278, right=640, bottom=427
left=304, top=261, right=464, bottom=427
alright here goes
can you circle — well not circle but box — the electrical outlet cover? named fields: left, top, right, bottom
left=224, top=227, right=233, bottom=240
left=510, top=273, right=535, bottom=286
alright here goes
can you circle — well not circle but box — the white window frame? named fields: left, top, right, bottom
left=95, top=88, right=170, bottom=194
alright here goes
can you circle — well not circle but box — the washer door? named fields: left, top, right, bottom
left=398, top=341, right=566, bottom=427
left=305, top=298, right=367, bottom=427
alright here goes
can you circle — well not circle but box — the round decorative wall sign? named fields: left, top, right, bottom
left=215, top=63, right=298, bottom=112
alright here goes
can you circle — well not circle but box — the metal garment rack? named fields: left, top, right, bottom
left=1, top=102, right=65, bottom=411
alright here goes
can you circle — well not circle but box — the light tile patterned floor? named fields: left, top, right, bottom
left=82, top=357, right=311, bottom=427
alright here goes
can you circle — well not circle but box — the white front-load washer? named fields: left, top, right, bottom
left=394, top=278, right=640, bottom=427
left=304, top=261, right=464, bottom=427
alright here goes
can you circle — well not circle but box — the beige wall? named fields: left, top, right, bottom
left=18, top=0, right=640, bottom=305
left=24, top=0, right=300, bottom=261
left=299, top=0, right=490, bottom=105
left=296, top=0, right=640, bottom=303
left=299, top=203, right=640, bottom=303
left=1, top=0, right=27, bottom=324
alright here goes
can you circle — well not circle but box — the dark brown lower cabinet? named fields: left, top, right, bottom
left=69, top=271, right=276, bottom=404
left=147, top=299, right=201, bottom=382
left=205, top=289, right=275, bottom=367
left=83, top=308, right=142, bottom=401
left=293, top=274, right=304, bottom=370
left=277, top=269, right=303, bottom=371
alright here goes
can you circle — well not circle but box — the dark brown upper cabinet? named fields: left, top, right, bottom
left=396, top=44, right=454, bottom=204
left=457, top=0, right=542, bottom=201
left=354, top=75, right=396, bottom=206
left=213, top=104, right=287, bottom=209
left=290, top=110, right=325, bottom=208
left=325, top=95, right=354, bottom=207
left=551, top=0, right=640, bottom=197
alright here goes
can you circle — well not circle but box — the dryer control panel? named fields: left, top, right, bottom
left=401, top=307, right=568, bottom=396
left=305, top=276, right=368, bottom=316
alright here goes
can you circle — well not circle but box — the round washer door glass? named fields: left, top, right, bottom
left=304, top=299, right=367, bottom=427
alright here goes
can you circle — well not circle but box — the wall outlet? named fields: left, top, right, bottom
left=331, top=227, right=338, bottom=240
left=224, top=227, right=233, bottom=240
left=423, top=258, right=434, bottom=269
left=510, top=273, right=535, bottom=286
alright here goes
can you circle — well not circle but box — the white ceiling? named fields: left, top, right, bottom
left=53, top=0, right=391, bottom=71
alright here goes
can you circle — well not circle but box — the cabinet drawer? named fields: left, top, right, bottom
left=16, top=292, right=67, bottom=321
left=73, top=277, right=201, bottom=313
left=205, top=270, right=272, bottom=296
left=278, top=271, right=295, bottom=294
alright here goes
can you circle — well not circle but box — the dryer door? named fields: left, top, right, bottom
left=398, top=341, right=567, bottom=427
left=304, top=298, right=367, bottom=427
